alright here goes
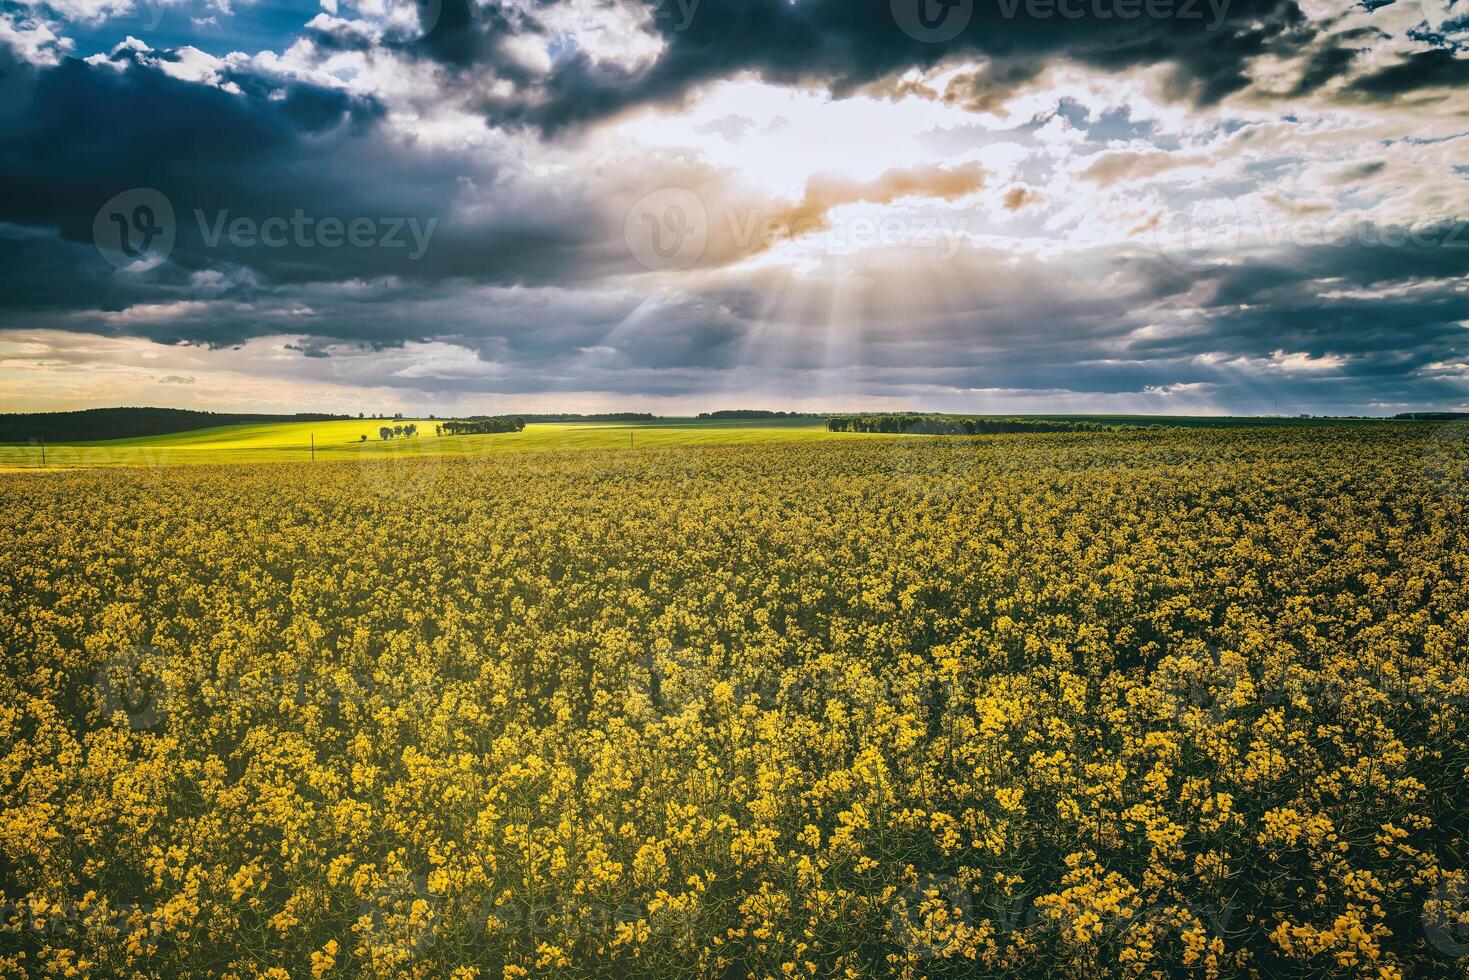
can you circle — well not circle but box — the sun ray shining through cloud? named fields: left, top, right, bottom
left=0, top=0, right=1466, bottom=413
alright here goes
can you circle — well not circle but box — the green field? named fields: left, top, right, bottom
left=960, top=413, right=1389, bottom=428
left=0, top=418, right=842, bottom=469
left=0, top=413, right=1412, bottom=472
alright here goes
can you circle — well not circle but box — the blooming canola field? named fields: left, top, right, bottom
left=0, top=420, right=841, bottom=470
left=3, top=425, right=1469, bottom=977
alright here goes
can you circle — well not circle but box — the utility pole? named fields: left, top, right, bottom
left=310, top=433, right=315, bottom=462
left=38, top=437, right=45, bottom=467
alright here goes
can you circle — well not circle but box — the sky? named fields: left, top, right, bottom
left=0, top=0, right=1466, bottom=416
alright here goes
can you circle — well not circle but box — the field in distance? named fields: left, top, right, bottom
left=0, top=417, right=848, bottom=469
left=2, top=411, right=1419, bottom=471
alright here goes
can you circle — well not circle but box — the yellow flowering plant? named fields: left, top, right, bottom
left=1, top=425, right=1467, bottom=977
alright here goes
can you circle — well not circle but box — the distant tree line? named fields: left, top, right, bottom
left=697, top=410, right=822, bottom=419
left=1393, top=412, right=1469, bottom=420
left=827, top=414, right=1116, bottom=434
left=521, top=413, right=656, bottom=422
left=0, top=407, right=351, bottom=443
left=440, top=417, right=526, bottom=435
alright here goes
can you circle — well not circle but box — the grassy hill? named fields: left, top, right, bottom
left=0, top=417, right=840, bottom=469
left=0, top=407, right=353, bottom=443
left=824, top=412, right=1394, bottom=429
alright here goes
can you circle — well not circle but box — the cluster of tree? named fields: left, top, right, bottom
left=439, top=417, right=526, bottom=436
left=520, top=413, right=656, bottom=422
left=378, top=423, right=419, bottom=440
left=1394, top=412, right=1469, bottom=420
left=0, top=407, right=350, bottom=443
left=697, top=410, right=822, bottom=419
left=826, top=414, right=1116, bottom=434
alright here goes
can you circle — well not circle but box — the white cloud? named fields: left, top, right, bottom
left=0, top=11, right=74, bottom=65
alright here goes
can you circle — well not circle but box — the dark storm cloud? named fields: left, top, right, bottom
left=283, top=342, right=334, bottom=357
left=1290, top=35, right=1366, bottom=94
left=436, top=291, right=751, bottom=376
left=0, top=232, right=119, bottom=315
left=0, top=34, right=38, bottom=125
left=1091, top=230, right=1469, bottom=397
left=410, top=0, right=536, bottom=72
left=0, top=49, right=617, bottom=309
left=304, top=0, right=542, bottom=77
left=1347, top=47, right=1469, bottom=98
left=2, top=0, right=1466, bottom=412
left=10, top=218, right=1462, bottom=409
left=184, top=286, right=759, bottom=397
left=492, top=225, right=1465, bottom=407
left=0, top=53, right=382, bottom=237
left=1331, top=159, right=1386, bottom=182
left=456, top=0, right=1313, bottom=133
left=1200, top=221, right=1469, bottom=304
left=776, top=230, right=1469, bottom=404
